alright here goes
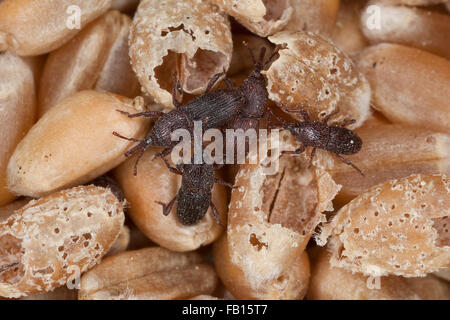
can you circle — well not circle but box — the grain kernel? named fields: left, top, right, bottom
left=7, top=90, right=150, bottom=198
left=331, top=0, right=370, bottom=54
left=79, top=247, right=218, bottom=300
left=378, top=0, right=448, bottom=5
left=284, top=0, right=340, bottom=37
left=361, top=3, right=450, bottom=60
left=358, top=43, right=450, bottom=133
left=39, top=10, right=140, bottom=117
left=106, top=225, right=130, bottom=257
left=111, top=0, right=139, bottom=13
left=0, top=52, right=36, bottom=206
left=0, top=185, right=124, bottom=298
left=0, top=0, right=111, bottom=56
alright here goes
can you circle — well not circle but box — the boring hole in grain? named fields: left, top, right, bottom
left=0, top=234, right=24, bottom=284
left=183, top=49, right=227, bottom=92
left=249, top=233, right=268, bottom=251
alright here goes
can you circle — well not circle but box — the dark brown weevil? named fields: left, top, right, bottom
left=155, top=157, right=234, bottom=226
left=269, top=107, right=364, bottom=175
left=113, top=43, right=279, bottom=175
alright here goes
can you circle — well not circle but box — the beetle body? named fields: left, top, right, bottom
left=287, top=120, right=362, bottom=155
left=156, top=158, right=229, bottom=226
left=269, top=107, right=364, bottom=174
left=176, top=163, right=215, bottom=225
left=115, top=44, right=275, bottom=179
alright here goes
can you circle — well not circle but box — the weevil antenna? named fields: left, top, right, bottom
left=242, top=41, right=256, bottom=65
left=264, top=44, right=285, bottom=67
left=256, top=47, right=267, bottom=70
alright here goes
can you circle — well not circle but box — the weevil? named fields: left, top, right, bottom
left=155, top=157, right=234, bottom=226
left=269, top=107, right=364, bottom=175
left=113, top=43, right=279, bottom=175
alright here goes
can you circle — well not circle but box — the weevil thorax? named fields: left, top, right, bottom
left=239, top=67, right=268, bottom=118
left=328, top=126, right=362, bottom=155
left=289, top=121, right=329, bottom=149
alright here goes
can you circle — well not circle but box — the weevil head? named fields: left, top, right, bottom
left=331, top=127, right=363, bottom=155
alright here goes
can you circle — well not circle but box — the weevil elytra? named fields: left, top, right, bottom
left=155, top=156, right=234, bottom=226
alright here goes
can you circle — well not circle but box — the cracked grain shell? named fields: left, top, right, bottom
left=211, top=0, right=293, bottom=37
left=307, top=247, right=450, bottom=300
left=0, top=185, right=124, bottom=298
left=316, top=174, right=450, bottom=277
left=213, top=133, right=340, bottom=299
left=129, top=0, right=232, bottom=108
left=0, top=0, right=111, bottom=56
left=265, top=31, right=371, bottom=129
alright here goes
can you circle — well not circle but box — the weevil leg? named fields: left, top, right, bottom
left=224, top=77, right=236, bottom=89
left=257, top=46, right=267, bottom=65
left=242, top=41, right=256, bottom=65
left=0, top=262, right=19, bottom=273
left=112, top=131, right=143, bottom=143
left=323, top=108, right=340, bottom=124
left=113, top=132, right=152, bottom=175
left=263, top=44, right=285, bottom=67
left=281, top=144, right=306, bottom=156
left=210, top=202, right=224, bottom=227
left=161, top=156, right=183, bottom=175
left=266, top=108, right=290, bottom=127
left=171, top=72, right=183, bottom=108
left=214, top=178, right=236, bottom=189
left=279, top=104, right=310, bottom=121
left=156, top=196, right=178, bottom=216
left=335, top=154, right=364, bottom=176
left=341, top=118, right=356, bottom=128
left=264, top=111, right=281, bottom=130
left=154, top=147, right=174, bottom=162
left=308, top=147, right=317, bottom=168
left=116, top=110, right=164, bottom=119
left=205, top=69, right=226, bottom=93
